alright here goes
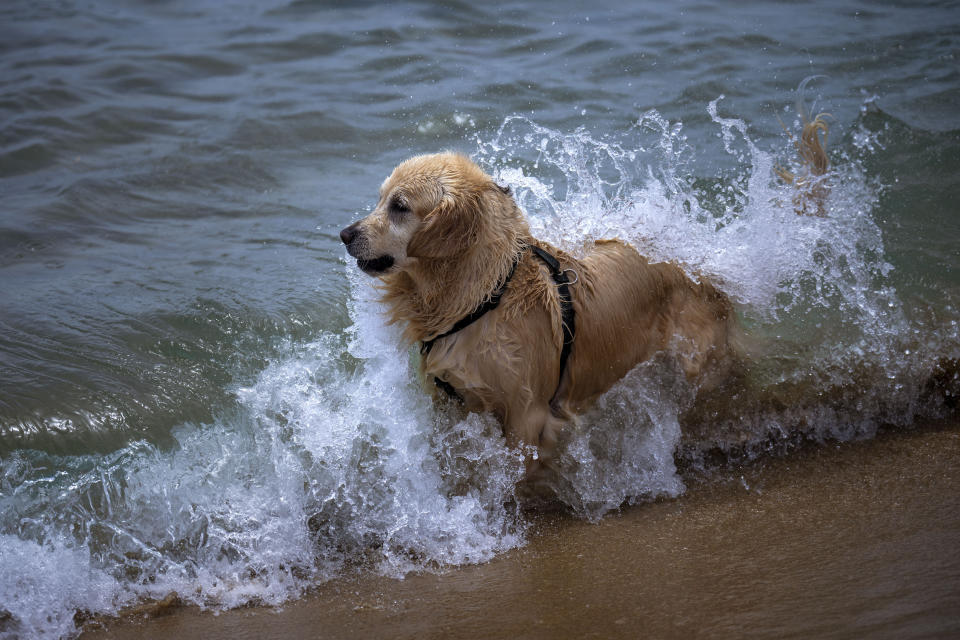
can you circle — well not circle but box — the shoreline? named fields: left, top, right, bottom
left=82, top=419, right=960, bottom=639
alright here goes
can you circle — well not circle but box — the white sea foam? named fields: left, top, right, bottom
left=0, top=534, right=124, bottom=640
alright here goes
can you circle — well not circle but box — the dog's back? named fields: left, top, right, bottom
left=547, top=239, right=738, bottom=416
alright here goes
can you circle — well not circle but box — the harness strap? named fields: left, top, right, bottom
left=422, top=243, right=577, bottom=404
left=528, top=245, right=576, bottom=380
left=420, top=247, right=524, bottom=356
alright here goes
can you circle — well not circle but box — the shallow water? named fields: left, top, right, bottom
left=1, top=1, right=959, bottom=638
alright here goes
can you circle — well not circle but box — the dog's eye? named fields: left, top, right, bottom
left=390, top=198, right=410, bottom=216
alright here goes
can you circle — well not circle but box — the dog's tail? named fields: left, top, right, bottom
left=775, top=77, right=831, bottom=216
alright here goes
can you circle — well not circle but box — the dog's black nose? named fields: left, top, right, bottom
left=340, top=223, right=358, bottom=246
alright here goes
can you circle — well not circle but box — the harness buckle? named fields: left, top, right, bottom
left=561, top=268, right=579, bottom=285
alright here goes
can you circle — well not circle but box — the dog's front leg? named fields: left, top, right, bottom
left=504, top=404, right=567, bottom=476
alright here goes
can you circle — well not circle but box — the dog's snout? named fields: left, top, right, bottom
left=340, top=223, right=359, bottom=246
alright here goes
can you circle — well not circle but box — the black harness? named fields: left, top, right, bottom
left=420, top=243, right=577, bottom=401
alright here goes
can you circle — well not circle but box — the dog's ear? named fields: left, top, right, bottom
left=406, top=192, right=481, bottom=259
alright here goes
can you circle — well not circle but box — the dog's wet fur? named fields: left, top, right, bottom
left=342, top=153, right=739, bottom=475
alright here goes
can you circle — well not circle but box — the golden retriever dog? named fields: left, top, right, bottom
left=340, top=152, right=738, bottom=473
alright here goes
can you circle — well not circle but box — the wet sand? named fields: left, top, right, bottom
left=82, top=420, right=960, bottom=640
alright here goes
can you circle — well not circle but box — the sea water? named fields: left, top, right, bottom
left=1, top=1, right=958, bottom=637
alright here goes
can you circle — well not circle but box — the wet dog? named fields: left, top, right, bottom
left=341, top=153, right=738, bottom=472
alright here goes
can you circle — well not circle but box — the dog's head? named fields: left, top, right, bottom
left=340, top=152, right=516, bottom=276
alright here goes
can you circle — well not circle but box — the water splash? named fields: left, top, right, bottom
left=0, top=533, right=123, bottom=640
left=548, top=356, right=693, bottom=520
left=476, top=100, right=895, bottom=322
left=0, top=268, right=528, bottom=639
left=476, top=97, right=954, bottom=460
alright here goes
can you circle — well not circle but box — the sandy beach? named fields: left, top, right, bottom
left=81, top=419, right=960, bottom=640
